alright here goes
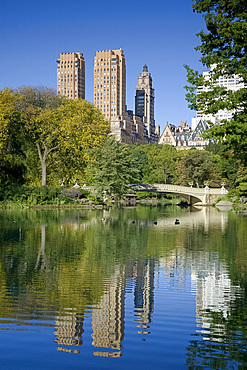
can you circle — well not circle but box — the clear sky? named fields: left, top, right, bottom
left=0, top=0, right=206, bottom=132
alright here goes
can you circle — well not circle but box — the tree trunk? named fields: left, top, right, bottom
left=36, top=143, right=57, bottom=186
left=41, top=160, right=47, bottom=186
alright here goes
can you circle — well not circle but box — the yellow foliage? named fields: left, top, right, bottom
left=0, top=89, right=17, bottom=155
left=58, top=99, right=110, bottom=158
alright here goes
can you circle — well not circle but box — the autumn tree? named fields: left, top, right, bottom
left=15, top=87, right=109, bottom=186
left=14, top=87, right=63, bottom=186
left=57, top=98, right=110, bottom=184
left=0, top=89, right=26, bottom=187
left=184, top=0, right=247, bottom=164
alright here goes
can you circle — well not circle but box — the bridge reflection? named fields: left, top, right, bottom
left=131, top=207, right=228, bottom=233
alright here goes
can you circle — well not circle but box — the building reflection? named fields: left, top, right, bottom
left=53, top=258, right=156, bottom=353
left=91, top=266, right=125, bottom=350
left=54, top=310, right=84, bottom=352
left=191, top=253, right=241, bottom=340
left=132, top=259, right=155, bottom=335
left=186, top=252, right=243, bottom=368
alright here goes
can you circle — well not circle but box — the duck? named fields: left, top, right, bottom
left=175, top=219, right=180, bottom=225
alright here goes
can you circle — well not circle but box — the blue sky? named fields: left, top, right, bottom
left=0, top=0, right=206, bottom=132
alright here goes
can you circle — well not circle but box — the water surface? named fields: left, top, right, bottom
left=0, top=205, right=246, bottom=369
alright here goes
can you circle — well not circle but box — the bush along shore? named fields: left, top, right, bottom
left=0, top=186, right=91, bottom=208
left=1, top=185, right=246, bottom=211
left=0, top=186, right=182, bottom=209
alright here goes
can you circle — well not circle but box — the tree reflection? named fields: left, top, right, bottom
left=0, top=206, right=246, bottom=365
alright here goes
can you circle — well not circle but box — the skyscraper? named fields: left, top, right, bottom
left=135, top=65, right=155, bottom=138
left=93, top=49, right=126, bottom=121
left=56, top=52, right=85, bottom=100
left=93, top=49, right=154, bottom=144
left=192, top=64, right=245, bottom=129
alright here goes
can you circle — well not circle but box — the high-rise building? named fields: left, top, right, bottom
left=93, top=49, right=126, bottom=121
left=56, top=52, right=85, bottom=100
left=135, top=65, right=155, bottom=139
left=93, top=50, right=156, bottom=144
left=194, top=64, right=245, bottom=127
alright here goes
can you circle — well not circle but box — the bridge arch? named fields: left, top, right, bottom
left=131, top=184, right=227, bottom=206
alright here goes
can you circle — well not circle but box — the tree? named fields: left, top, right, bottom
left=55, top=98, right=110, bottom=186
left=15, top=87, right=64, bottom=186
left=136, top=144, right=179, bottom=184
left=184, top=0, right=247, bottom=164
left=236, top=165, right=247, bottom=195
left=15, top=87, right=110, bottom=186
left=206, top=142, right=240, bottom=188
left=88, top=136, right=138, bottom=200
left=131, top=149, right=148, bottom=182
left=176, top=149, right=222, bottom=187
left=0, top=89, right=26, bottom=188
left=58, top=99, right=110, bottom=160
left=204, top=112, right=247, bottom=165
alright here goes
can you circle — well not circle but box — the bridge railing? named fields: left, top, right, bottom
left=131, top=184, right=227, bottom=195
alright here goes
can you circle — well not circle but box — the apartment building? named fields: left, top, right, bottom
left=195, top=64, right=245, bottom=126
left=93, top=49, right=126, bottom=121
left=159, top=120, right=214, bottom=150
left=93, top=49, right=152, bottom=144
left=135, top=65, right=156, bottom=140
left=56, top=52, right=85, bottom=100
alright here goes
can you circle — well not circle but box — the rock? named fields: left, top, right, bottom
left=240, top=197, right=247, bottom=204
left=232, top=196, right=239, bottom=202
left=61, top=188, right=82, bottom=199
left=216, top=200, right=233, bottom=210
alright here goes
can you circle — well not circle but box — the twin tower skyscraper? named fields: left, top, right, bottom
left=57, top=49, right=159, bottom=144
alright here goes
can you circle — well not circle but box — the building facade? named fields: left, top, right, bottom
left=56, top=52, right=85, bottom=100
left=93, top=49, right=126, bottom=122
left=196, top=64, right=245, bottom=124
left=159, top=120, right=214, bottom=150
left=93, top=49, right=154, bottom=144
left=135, top=65, right=156, bottom=140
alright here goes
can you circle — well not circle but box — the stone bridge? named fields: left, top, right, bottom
left=131, top=184, right=227, bottom=205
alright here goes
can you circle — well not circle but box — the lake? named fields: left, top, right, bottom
left=0, top=205, right=246, bottom=369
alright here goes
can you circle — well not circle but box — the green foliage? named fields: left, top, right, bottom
left=15, top=86, right=64, bottom=110
left=88, top=136, right=138, bottom=199
left=206, top=142, right=241, bottom=188
left=185, top=0, right=247, bottom=165
left=0, top=86, right=110, bottom=189
left=203, top=112, right=247, bottom=166
left=133, top=144, right=180, bottom=184
left=24, top=146, right=42, bottom=186
left=131, top=149, right=148, bottom=182
left=176, top=149, right=223, bottom=187
left=0, top=89, right=26, bottom=188
left=0, top=186, right=70, bottom=205
left=236, top=166, right=247, bottom=195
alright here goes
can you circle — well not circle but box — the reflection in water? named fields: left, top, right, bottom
left=91, top=266, right=125, bottom=351
left=192, top=252, right=241, bottom=325
left=0, top=206, right=246, bottom=368
left=132, top=259, right=155, bottom=335
left=55, top=310, right=84, bottom=348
